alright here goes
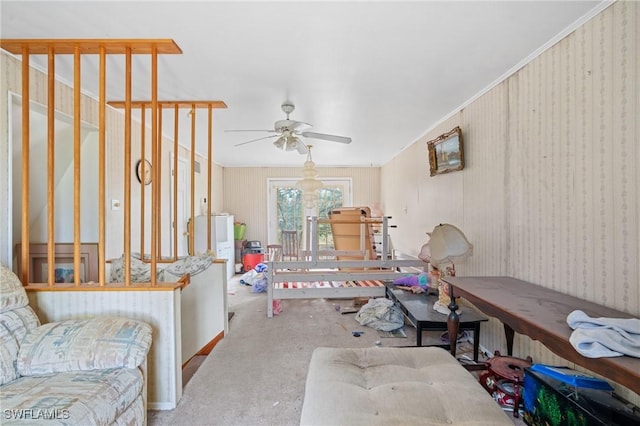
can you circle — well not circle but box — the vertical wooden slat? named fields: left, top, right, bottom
left=173, top=105, right=179, bottom=259
left=207, top=105, right=213, bottom=250
left=124, top=47, right=132, bottom=285
left=47, top=47, right=55, bottom=287
left=140, top=105, right=146, bottom=258
left=190, top=105, right=196, bottom=255
left=150, top=47, right=158, bottom=286
left=21, top=47, right=30, bottom=285
left=98, top=46, right=106, bottom=285
left=73, top=46, right=81, bottom=287
left=157, top=104, right=163, bottom=257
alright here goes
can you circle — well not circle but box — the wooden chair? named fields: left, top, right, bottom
left=281, top=230, right=299, bottom=261
left=266, top=244, right=283, bottom=262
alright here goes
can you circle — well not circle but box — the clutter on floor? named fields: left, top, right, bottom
left=523, top=363, right=640, bottom=425
left=239, top=262, right=269, bottom=293
left=477, top=353, right=533, bottom=418
left=354, top=297, right=404, bottom=332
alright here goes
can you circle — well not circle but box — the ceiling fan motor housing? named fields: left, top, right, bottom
left=275, top=119, right=297, bottom=132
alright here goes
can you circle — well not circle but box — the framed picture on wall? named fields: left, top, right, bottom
left=43, top=262, right=85, bottom=283
left=427, top=126, right=464, bottom=176
left=15, top=242, right=98, bottom=283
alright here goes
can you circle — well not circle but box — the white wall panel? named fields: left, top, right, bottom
left=27, top=289, right=182, bottom=410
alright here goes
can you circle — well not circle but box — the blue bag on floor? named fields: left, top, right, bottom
left=252, top=274, right=268, bottom=293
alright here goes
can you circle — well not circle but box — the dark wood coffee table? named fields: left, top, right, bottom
left=385, top=284, right=488, bottom=361
left=442, top=276, right=640, bottom=394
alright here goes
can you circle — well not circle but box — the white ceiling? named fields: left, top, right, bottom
left=1, top=1, right=606, bottom=167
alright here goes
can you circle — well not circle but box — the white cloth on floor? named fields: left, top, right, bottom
left=355, top=298, right=404, bottom=332
left=566, top=310, right=640, bottom=358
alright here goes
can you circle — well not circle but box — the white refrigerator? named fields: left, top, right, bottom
left=192, top=214, right=235, bottom=279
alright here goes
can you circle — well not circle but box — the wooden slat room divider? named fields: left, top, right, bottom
left=0, top=39, right=182, bottom=287
left=107, top=101, right=227, bottom=259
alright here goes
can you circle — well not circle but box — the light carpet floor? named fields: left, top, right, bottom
left=148, top=277, right=519, bottom=426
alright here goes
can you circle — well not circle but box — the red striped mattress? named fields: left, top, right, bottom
left=275, top=280, right=385, bottom=289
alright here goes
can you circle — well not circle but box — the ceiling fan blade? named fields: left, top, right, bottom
left=234, top=134, right=278, bottom=147
left=296, top=142, right=308, bottom=155
left=301, top=131, right=352, bottom=144
left=290, top=120, right=312, bottom=131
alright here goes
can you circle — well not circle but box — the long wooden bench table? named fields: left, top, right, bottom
left=442, top=276, right=640, bottom=394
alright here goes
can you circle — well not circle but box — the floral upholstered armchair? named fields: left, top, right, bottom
left=0, top=265, right=152, bottom=425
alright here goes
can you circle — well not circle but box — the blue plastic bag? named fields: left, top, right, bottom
left=252, top=275, right=268, bottom=293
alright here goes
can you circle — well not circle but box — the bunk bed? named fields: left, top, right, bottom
left=266, top=210, right=428, bottom=317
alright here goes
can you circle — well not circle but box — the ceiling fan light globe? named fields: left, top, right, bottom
left=273, top=138, right=285, bottom=149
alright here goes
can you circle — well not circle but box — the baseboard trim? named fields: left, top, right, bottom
left=148, top=402, right=176, bottom=411
left=197, top=331, right=224, bottom=355
left=181, top=331, right=225, bottom=368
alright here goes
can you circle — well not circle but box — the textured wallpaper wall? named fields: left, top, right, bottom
left=382, top=1, right=638, bottom=401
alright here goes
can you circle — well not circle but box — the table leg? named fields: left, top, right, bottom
left=504, top=324, right=515, bottom=356
left=416, top=324, right=422, bottom=347
left=447, top=289, right=460, bottom=357
left=473, top=323, right=481, bottom=362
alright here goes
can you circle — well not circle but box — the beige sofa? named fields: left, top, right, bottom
left=0, top=265, right=152, bottom=425
left=300, top=346, right=513, bottom=425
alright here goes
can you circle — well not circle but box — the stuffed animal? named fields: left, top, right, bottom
left=393, top=272, right=429, bottom=288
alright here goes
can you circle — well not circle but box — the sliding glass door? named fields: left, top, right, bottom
left=267, top=179, right=352, bottom=251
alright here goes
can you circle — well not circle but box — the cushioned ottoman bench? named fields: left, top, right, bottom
left=300, top=346, right=512, bottom=425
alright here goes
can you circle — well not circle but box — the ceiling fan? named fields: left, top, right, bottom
left=227, top=102, right=352, bottom=154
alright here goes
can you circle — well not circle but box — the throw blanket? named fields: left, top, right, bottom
left=164, top=253, right=214, bottom=277
left=566, top=310, right=640, bottom=358
left=355, top=298, right=404, bottom=332
left=110, top=253, right=214, bottom=283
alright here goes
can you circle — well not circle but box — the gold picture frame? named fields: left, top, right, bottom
left=427, top=126, right=464, bottom=176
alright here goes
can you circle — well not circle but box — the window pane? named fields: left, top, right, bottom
left=276, top=187, right=303, bottom=245
left=317, top=186, right=343, bottom=251
left=268, top=178, right=351, bottom=249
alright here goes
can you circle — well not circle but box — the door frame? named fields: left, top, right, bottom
left=169, top=152, right=189, bottom=257
left=266, top=177, right=352, bottom=247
